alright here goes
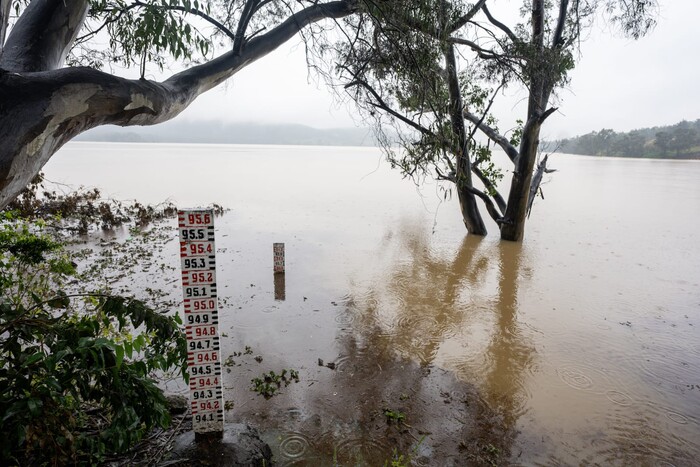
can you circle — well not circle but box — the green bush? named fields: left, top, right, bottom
left=0, top=212, right=187, bottom=465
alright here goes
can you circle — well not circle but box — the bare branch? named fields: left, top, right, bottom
left=527, top=153, right=554, bottom=217
left=449, top=36, right=499, bottom=59
left=233, top=0, right=260, bottom=54
left=552, top=0, right=570, bottom=48
left=481, top=4, right=518, bottom=43
left=538, top=106, right=557, bottom=124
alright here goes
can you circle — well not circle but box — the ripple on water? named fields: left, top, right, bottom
left=638, top=344, right=700, bottom=386
left=334, top=309, right=357, bottom=326
left=334, top=437, right=392, bottom=464
left=590, top=424, right=696, bottom=466
left=665, top=411, right=689, bottom=425
left=605, top=390, right=634, bottom=407
left=333, top=353, right=383, bottom=375
left=278, top=432, right=311, bottom=459
left=557, top=366, right=594, bottom=391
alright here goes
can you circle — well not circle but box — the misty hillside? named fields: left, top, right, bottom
left=551, top=119, right=700, bottom=159
left=75, top=120, right=378, bottom=147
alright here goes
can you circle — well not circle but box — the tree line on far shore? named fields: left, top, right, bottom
left=552, top=119, right=700, bottom=159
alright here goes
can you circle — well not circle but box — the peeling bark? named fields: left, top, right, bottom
left=0, top=0, right=357, bottom=208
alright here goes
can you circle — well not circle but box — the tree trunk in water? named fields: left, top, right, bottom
left=500, top=119, right=542, bottom=241
left=500, top=0, right=548, bottom=242
left=444, top=42, right=487, bottom=236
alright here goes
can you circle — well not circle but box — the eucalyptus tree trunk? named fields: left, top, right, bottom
left=0, top=0, right=355, bottom=208
left=445, top=43, right=487, bottom=236
left=500, top=0, right=552, bottom=242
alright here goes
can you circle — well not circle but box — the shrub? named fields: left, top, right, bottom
left=0, top=212, right=187, bottom=464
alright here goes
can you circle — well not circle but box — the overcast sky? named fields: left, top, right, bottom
left=176, top=0, right=699, bottom=139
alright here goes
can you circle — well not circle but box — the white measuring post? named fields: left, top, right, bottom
left=273, top=242, right=285, bottom=274
left=178, top=209, right=223, bottom=437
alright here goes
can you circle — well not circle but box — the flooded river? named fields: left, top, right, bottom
left=45, top=142, right=700, bottom=465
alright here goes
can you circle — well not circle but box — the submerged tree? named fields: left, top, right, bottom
left=0, top=0, right=358, bottom=208
left=332, top=0, right=658, bottom=241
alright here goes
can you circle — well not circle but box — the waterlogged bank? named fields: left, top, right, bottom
left=44, top=143, right=700, bottom=464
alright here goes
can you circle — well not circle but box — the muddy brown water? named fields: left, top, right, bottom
left=46, top=143, right=700, bottom=465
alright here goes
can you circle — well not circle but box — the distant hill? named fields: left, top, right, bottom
left=74, top=120, right=378, bottom=147
left=550, top=119, right=700, bottom=159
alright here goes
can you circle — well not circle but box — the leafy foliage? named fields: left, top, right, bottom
left=0, top=212, right=187, bottom=464
left=323, top=0, right=658, bottom=238
left=250, top=368, right=299, bottom=399
left=6, top=173, right=180, bottom=234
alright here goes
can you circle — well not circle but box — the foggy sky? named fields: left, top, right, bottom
left=178, top=0, right=699, bottom=139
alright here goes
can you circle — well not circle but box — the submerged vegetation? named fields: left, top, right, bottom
left=251, top=369, right=300, bottom=399
left=0, top=212, right=187, bottom=464
left=0, top=178, right=204, bottom=464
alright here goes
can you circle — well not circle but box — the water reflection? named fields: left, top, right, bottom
left=480, top=241, right=535, bottom=426
left=274, top=272, right=286, bottom=301
left=329, top=223, right=537, bottom=461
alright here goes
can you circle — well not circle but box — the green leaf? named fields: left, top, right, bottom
left=115, top=345, right=124, bottom=368
left=27, top=398, right=43, bottom=416
left=133, top=335, right=144, bottom=353
left=23, top=352, right=44, bottom=366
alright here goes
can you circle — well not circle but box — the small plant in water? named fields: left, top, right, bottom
left=251, top=369, right=300, bottom=399
left=383, top=408, right=406, bottom=425
left=384, top=448, right=409, bottom=467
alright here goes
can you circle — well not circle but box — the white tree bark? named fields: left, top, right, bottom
left=0, top=0, right=356, bottom=207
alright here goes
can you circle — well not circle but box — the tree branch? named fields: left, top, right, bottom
left=463, top=184, right=504, bottom=224
left=472, top=166, right=506, bottom=214
left=233, top=0, right=260, bottom=54
left=344, top=76, right=435, bottom=138
left=74, top=4, right=139, bottom=45
left=481, top=4, right=518, bottom=43
left=552, top=0, right=570, bottom=48
left=0, top=0, right=357, bottom=208
left=463, top=110, right=518, bottom=162
left=527, top=153, right=555, bottom=217
left=1, top=0, right=89, bottom=72
left=447, top=0, right=487, bottom=33
left=448, top=36, right=500, bottom=59
left=538, top=106, right=557, bottom=124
